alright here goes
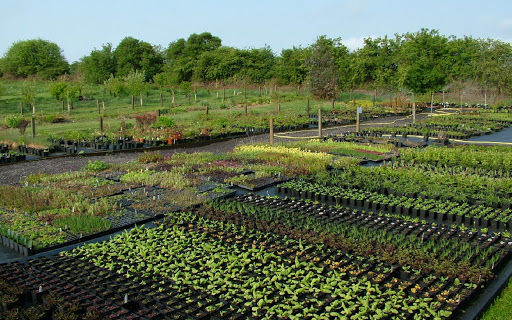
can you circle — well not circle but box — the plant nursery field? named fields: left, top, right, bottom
left=0, top=109, right=512, bottom=319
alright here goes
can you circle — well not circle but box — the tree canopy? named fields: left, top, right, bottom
left=0, top=39, right=69, bottom=79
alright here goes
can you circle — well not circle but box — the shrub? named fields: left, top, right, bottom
left=153, top=116, right=175, bottom=128
left=134, top=112, right=157, bottom=129
left=83, top=160, right=110, bottom=172
left=5, top=114, right=24, bottom=128
left=138, top=151, right=164, bottom=163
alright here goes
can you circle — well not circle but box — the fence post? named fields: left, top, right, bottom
left=270, top=118, right=274, bottom=145
left=318, top=109, right=322, bottom=138
left=31, top=117, right=35, bottom=138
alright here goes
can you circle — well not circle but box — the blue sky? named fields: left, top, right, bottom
left=1, top=0, right=512, bottom=62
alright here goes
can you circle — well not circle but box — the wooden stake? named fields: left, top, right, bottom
left=31, top=117, right=35, bottom=138
left=244, top=103, right=248, bottom=116
left=102, top=100, right=105, bottom=110
left=356, top=111, right=360, bottom=133
left=318, top=109, right=322, bottom=138
left=269, top=118, right=274, bottom=145
left=160, top=92, right=163, bottom=107
left=97, top=99, right=100, bottom=114
left=277, top=103, right=280, bottom=113
left=131, top=95, right=135, bottom=110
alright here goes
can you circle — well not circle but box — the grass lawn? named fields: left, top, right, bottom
left=481, top=279, right=512, bottom=320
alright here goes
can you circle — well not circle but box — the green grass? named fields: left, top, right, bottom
left=0, top=79, right=394, bottom=147
left=481, top=279, right=512, bottom=320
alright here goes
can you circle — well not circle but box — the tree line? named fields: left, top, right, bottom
left=1, top=29, right=511, bottom=101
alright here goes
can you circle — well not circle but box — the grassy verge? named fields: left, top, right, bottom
left=481, top=279, right=512, bottom=320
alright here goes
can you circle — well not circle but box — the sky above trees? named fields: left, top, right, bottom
left=1, top=0, right=512, bottom=62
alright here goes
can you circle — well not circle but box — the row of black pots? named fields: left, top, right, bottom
left=0, top=153, right=26, bottom=164
left=17, top=145, right=49, bottom=157
left=280, top=185, right=512, bottom=232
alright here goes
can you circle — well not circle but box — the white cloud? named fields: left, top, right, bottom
left=342, top=36, right=371, bottom=51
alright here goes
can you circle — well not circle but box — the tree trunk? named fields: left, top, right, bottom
left=102, top=100, right=105, bottom=111
left=277, top=103, right=280, bottom=113
left=188, top=94, right=191, bottom=105
left=67, top=100, right=71, bottom=113
left=244, top=103, right=248, bottom=116
left=244, top=87, right=247, bottom=100
left=32, top=103, right=35, bottom=115
left=258, top=86, right=261, bottom=96
left=61, top=100, right=64, bottom=113
left=222, top=88, right=225, bottom=103
left=194, top=89, right=197, bottom=102
left=140, top=94, right=143, bottom=106
left=97, top=99, right=100, bottom=114
left=373, top=89, right=376, bottom=107
left=131, top=95, right=135, bottom=109
left=160, top=92, right=163, bottom=107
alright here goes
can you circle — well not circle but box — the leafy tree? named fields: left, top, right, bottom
left=275, top=47, right=309, bottom=87
left=154, top=72, right=169, bottom=107
left=49, top=82, right=68, bottom=103
left=1, top=39, right=69, bottom=79
left=166, top=32, right=221, bottom=83
left=65, top=85, right=79, bottom=112
left=397, top=29, right=448, bottom=96
left=308, top=36, right=345, bottom=99
left=124, top=70, right=145, bottom=109
left=103, top=74, right=124, bottom=97
left=79, top=44, right=116, bottom=84
left=114, top=37, right=163, bottom=81
left=21, top=81, right=36, bottom=114
left=180, top=81, right=192, bottom=104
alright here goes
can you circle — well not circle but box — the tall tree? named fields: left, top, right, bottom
left=307, top=36, right=346, bottom=99
left=114, top=37, right=163, bottom=81
left=1, top=39, right=69, bottom=79
left=79, top=44, right=116, bottom=84
left=397, top=29, right=448, bottom=99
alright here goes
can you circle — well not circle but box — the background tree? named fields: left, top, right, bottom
left=307, top=36, right=345, bottom=99
left=0, top=39, right=69, bottom=79
left=165, top=32, right=222, bottom=83
left=114, top=37, right=163, bottom=81
left=397, top=29, right=448, bottom=105
left=274, top=46, right=309, bottom=94
left=79, top=44, right=116, bottom=84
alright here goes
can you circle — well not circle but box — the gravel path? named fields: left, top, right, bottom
left=0, top=111, right=437, bottom=185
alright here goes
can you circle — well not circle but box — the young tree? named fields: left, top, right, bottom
left=21, top=81, right=36, bottom=114
left=65, top=85, right=79, bottom=112
left=103, top=74, right=124, bottom=97
left=180, top=81, right=192, bottom=104
left=49, top=81, right=68, bottom=111
left=124, top=70, right=145, bottom=109
left=153, top=72, right=169, bottom=107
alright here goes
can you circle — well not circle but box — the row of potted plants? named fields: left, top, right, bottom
left=277, top=179, right=512, bottom=231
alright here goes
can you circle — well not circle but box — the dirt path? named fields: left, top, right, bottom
left=0, top=111, right=437, bottom=185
